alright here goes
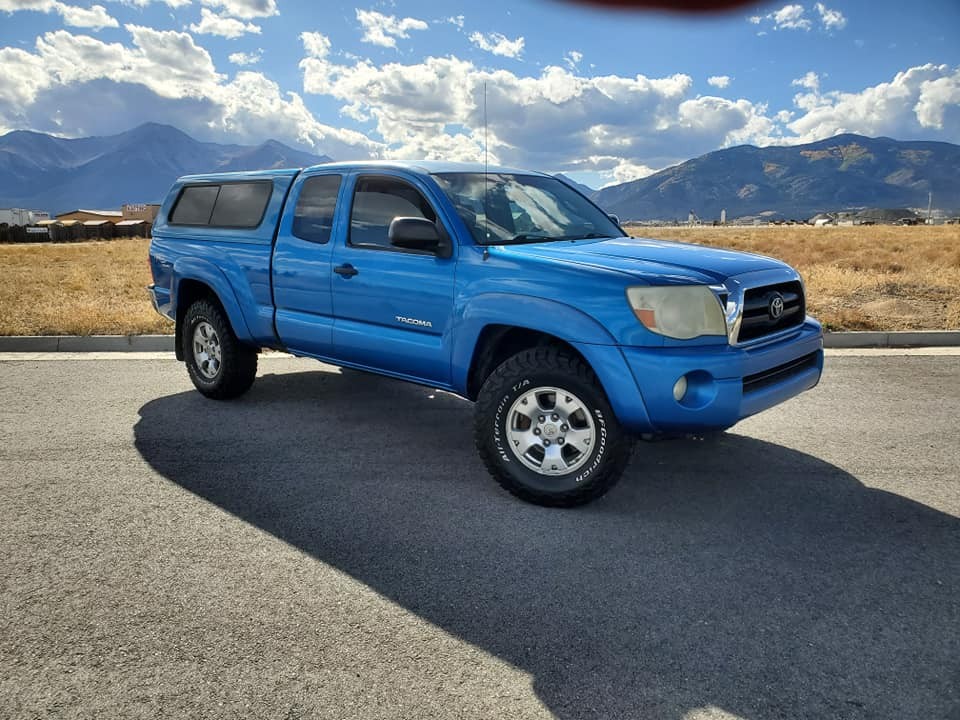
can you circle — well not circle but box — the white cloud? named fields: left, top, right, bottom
left=770, top=4, right=811, bottom=30
left=445, top=15, right=464, bottom=29
left=601, top=159, right=659, bottom=185
left=814, top=2, right=846, bottom=30
left=752, top=4, right=847, bottom=32
left=707, top=75, right=731, bottom=89
left=0, top=0, right=119, bottom=30
left=792, top=71, right=820, bottom=91
left=356, top=9, right=427, bottom=48
left=228, top=49, right=262, bottom=66
left=189, top=8, right=260, bottom=38
left=199, top=0, right=276, bottom=19
left=564, top=50, right=583, bottom=70
left=787, top=63, right=960, bottom=141
left=300, top=31, right=330, bottom=59
left=299, top=33, right=777, bottom=183
left=0, top=0, right=55, bottom=9
left=0, top=26, right=377, bottom=157
left=469, top=31, right=524, bottom=58
left=56, top=3, right=118, bottom=29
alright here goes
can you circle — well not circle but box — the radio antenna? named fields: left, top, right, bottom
left=483, top=81, right=489, bottom=242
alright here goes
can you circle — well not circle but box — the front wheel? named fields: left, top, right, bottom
left=182, top=299, right=258, bottom=400
left=474, top=346, right=634, bottom=507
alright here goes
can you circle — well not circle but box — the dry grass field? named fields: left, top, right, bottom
left=0, top=226, right=958, bottom=335
left=0, top=238, right=170, bottom=336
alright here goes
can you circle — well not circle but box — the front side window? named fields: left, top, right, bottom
left=293, top=175, right=342, bottom=244
left=349, top=177, right=437, bottom=250
left=433, top=172, right=621, bottom=245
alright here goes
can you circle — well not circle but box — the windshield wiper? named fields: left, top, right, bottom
left=503, top=233, right=562, bottom=244
left=560, top=232, right=610, bottom=241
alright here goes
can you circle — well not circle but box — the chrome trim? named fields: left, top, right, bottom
left=717, top=267, right=805, bottom=347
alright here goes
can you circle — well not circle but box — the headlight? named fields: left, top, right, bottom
left=626, top=285, right=727, bottom=340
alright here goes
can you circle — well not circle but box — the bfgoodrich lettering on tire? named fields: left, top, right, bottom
left=182, top=299, right=258, bottom=400
left=474, top=346, right=634, bottom=507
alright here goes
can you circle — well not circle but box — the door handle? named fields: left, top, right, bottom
left=333, top=263, right=359, bottom=278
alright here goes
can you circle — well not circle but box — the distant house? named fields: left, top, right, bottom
left=56, top=209, right=124, bottom=223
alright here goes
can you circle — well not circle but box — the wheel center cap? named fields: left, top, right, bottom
left=542, top=424, right=559, bottom=439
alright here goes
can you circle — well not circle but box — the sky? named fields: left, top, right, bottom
left=1, top=0, right=958, bottom=187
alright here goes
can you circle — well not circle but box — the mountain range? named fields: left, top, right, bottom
left=0, top=123, right=330, bottom=214
left=591, top=134, right=960, bottom=221
left=1, top=124, right=957, bottom=220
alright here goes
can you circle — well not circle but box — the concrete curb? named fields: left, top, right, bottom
left=0, top=335, right=175, bottom=352
left=1, top=331, right=959, bottom=352
left=823, top=331, right=960, bottom=348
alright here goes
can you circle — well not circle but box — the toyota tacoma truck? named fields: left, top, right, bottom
left=148, top=162, right=823, bottom=507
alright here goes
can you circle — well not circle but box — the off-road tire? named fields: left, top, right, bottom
left=182, top=299, right=258, bottom=400
left=474, top=346, right=634, bottom=507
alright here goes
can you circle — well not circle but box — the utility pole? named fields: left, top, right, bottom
left=927, top=191, right=933, bottom=224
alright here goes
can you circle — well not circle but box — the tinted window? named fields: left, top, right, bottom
left=349, top=177, right=437, bottom=249
left=209, top=182, right=272, bottom=228
left=293, top=175, right=342, bottom=243
left=170, top=185, right=218, bottom=225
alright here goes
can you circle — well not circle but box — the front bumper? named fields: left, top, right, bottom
left=575, top=318, right=823, bottom=434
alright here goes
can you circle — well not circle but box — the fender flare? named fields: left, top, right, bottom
left=171, top=258, right=255, bottom=345
left=450, top=293, right=616, bottom=394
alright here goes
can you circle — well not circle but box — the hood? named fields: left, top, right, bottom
left=493, top=236, right=788, bottom=285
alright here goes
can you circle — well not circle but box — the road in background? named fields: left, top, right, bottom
left=1, top=354, right=957, bottom=719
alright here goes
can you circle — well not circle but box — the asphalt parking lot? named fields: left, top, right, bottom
left=1, top=351, right=958, bottom=719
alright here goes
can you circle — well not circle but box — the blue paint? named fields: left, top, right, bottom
left=149, top=162, right=823, bottom=434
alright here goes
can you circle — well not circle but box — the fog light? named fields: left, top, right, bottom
left=672, top=375, right=688, bottom=402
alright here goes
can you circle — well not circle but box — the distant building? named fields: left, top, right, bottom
left=121, top=203, right=161, bottom=222
left=0, top=208, right=51, bottom=226
left=56, top=209, right=124, bottom=223
left=55, top=204, right=160, bottom=224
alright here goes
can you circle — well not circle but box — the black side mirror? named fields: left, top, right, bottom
left=389, top=217, right=449, bottom=256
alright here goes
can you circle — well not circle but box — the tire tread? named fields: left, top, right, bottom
left=474, top=345, right=632, bottom=507
left=183, top=299, right=258, bottom=400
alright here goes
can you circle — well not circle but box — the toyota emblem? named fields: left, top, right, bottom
left=769, top=293, right=785, bottom=320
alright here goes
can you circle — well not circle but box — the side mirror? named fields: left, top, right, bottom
left=389, top=217, right=449, bottom=256
left=608, top=213, right=621, bottom=227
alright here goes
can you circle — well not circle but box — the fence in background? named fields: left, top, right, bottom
left=0, top=223, right=152, bottom=243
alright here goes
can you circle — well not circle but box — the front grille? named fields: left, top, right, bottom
left=737, top=280, right=805, bottom=343
left=743, top=351, right=819, bottom=394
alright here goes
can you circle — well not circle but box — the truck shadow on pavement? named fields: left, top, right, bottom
left=134, top=367, right=959, bottom=720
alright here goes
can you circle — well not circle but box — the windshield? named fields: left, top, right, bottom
left=433, top=172, right=623, bottom=246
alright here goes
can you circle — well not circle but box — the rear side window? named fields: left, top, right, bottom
left=293, top=175, right=342, bottom=243
left=170, top=181, right=272, bottom=228
left=170, top=185, right=219, bottom=225
left=209, top=183, right=272, bottom=227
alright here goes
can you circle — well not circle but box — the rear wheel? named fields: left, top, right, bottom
left=474, top=346, right=634, bottom=507
left=182, top=299, right=257, bottom=400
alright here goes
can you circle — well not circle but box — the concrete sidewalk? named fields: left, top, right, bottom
left=1, top=330, right=959, bottom=352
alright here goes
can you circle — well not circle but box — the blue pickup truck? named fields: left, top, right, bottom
left=149, top=161, right=823, bottom=506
